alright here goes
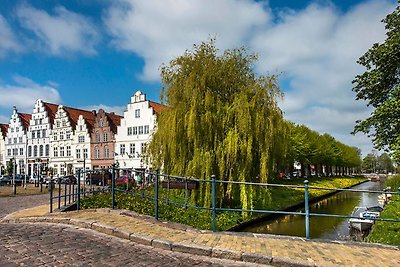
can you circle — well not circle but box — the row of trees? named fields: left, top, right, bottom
left=146, top=40, right=362, bottom=212
left=362, top=152, right=395, bottom=174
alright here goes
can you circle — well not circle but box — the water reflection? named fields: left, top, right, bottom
left=242, top=181, right=385, bottom=240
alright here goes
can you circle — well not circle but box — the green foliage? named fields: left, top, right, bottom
left=81, top=177, right=366, bottom=231
left=367, top=176, right=400, bottom=245
left=352, top=3, right=400, bottom=161
left=147, top=39, right=284, bottom=213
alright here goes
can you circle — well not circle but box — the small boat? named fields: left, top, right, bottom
left=348, top=207, right=380, bottom=232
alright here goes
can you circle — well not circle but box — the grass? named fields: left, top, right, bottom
left=0, top=184, right=49, bottom=197
left=81, top=176, right=367, bottom=231
left=366, top=175, right=400, bottom=246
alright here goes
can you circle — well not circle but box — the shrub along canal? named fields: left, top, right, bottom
left=240, top=180, right=386, bottom=240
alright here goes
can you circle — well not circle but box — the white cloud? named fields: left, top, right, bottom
left=0, top=15, right=23, bottom=56
left=104, top=0, right=270, bottom=81
left=80, top=104, right=125, bottom=117
left=104, top=0, right=395, bottom=155
left=252, top=0, right=396, bottom=155
left=16, top=4, right=99, bottom=56
left=0, top=75, right=62, bottom=113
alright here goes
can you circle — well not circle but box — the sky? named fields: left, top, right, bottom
left=0, top=0, right=397, bottom=157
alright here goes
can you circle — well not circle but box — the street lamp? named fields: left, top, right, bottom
left=12, top=157, right=16, bottom=195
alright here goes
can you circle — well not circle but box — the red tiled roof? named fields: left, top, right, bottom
left=63, top=106, right=96, bottom=131
left=0, top=123, right=9, bottom=137
left=42, top=102, right=59, bottom=125
left=149, top=101, right=168, bottom=114
left=106, top=112, right=123, bottom=128
left=19, top=113, right=32, bottom=130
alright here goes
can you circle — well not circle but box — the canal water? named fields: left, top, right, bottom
left=241, top=180, right=385, bottom=240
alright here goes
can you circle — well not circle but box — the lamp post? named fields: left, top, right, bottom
left=13, top=158, right=16, bottom=195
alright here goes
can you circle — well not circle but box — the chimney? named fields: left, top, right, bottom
left=92, top=110, right=97, bottom=115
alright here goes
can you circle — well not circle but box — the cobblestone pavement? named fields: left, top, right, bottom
left=0, top=223, right=262, bottom=266
left=0, top=193, right=49, bottom=218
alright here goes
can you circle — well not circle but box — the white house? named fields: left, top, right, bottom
left=115, top=90, right=166, bottom=170
left=72, top=114, right=95, bottom=173
left=26, top=100, right=58, bottom=178
left=0, top=124, right=9, bottom=175
left=4, top=106, right=31, bottom=175
left=49, top=105, right=95, bottom=176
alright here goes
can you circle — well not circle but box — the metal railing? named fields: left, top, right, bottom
left=50, top=166, right=400, bottom=240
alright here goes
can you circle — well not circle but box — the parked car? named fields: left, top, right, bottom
left=0, top=175, right=11, bottom=185
left=61, top=175, right=77, bottom=184
left=14, top=174, right=27, bottom=185
left=85, top=173, right=109, bottom=186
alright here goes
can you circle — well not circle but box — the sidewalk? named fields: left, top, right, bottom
left=1, top=206, right=399, bottom=267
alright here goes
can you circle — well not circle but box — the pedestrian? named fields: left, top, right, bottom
left=137, top=173, right=143, bottom=189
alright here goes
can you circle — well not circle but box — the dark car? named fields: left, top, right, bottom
left=0, top=175, right=11, bottom=185
left=61, top=175, right=77, bottom=184
left=14, top=174, right=27, bottom=185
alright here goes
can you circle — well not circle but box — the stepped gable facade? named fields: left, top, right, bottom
left=4, top=106, right=31, bottom=175
left=90, top=109, right=122, bottom=169
left=0, top=123, right=9, bottom=174
left=49, top=105, right=96, bottom=176
left=115, top=90, right=167, bottom=170
left=26, top=100, right=59, bottom=178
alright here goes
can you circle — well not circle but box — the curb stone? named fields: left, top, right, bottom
left=241, top=252, right=273, bottom=265
left=171, top=242, right=212, bottom=256
left=152, top=239, right=172, bottom=250
left=212, top=248, right=242, bottom=261
left=271, top=256, right=316, bottom=267
left=129, top=233, right=153, bottom=246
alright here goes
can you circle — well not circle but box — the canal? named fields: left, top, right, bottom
left=241, top=180, right=386, bottom=240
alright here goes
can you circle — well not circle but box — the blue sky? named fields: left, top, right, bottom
left=0, top=0, right=397, bottom=156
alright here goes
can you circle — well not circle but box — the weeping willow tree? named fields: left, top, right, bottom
left=147, top=40, right=285, bottom=213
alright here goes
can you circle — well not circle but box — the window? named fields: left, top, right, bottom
left=60, top=147, right=65, bottom=157
left=135, top=109, right=140, bottom=118
left=141, top=143, right=146, bottom=154
left=42, top=129, right=46, bottom=138
left=19, top=148, right=23, bottom=156
left=37, top=130, right=40, bottom=139
left=45, top=145, right=49, bottom=156
left=11, top=128, right=14, bottom=133
left=96, top=132, right=100, bottom=142
left=79, top=125, right=83, bottom=131
left=66, top=146, right=71, bottom=157
left=16, top=127, right=19, bottom=132
left=56, top=121, right=60, bottom=128
left=13, top=137, right=17, bottom=144
left=78, top=135, right=85, bottom=143
left=139, top=126, right=144, bottom=135
left=127, top=127, right=132, bottom=136
left=54, top=147, right=58, bottom=157
left=13, top=148, right=17, bottom=156
left=66, top=132, right=71, bottom=139
left=8, top=138, right=11, bottom=144
left=33, top=145, right=38, bottom=157
left=83, top=148, right=88, bottom=159
left=39, top=145, right=43, bottom=156
left=54, top=135, right=57, bottom=141
left=19, top=137, right=22, bottom=143
left=120, top=144, right=125, bottom=155
left=62, top=120, right=66, bottom=127
left=76, top=149, right=81, bottom=159
left=32, top=131, right=36, bottom=139
left=130, top=143, right=135, bottom=156
left=103, top=132, right=108, bottom=142
left=104, top=147, right=109, bottom=158
left=133, top=127, right=137, bottom=135
left=28, top=146, right=32, bottom=157
left=95, top=148, right=100, bottom=159
left=144, top=125, right=149, bottom=134
left=60, top=133, right=64, bottom=140
left=7, top=149, right=11, bottom=156
left=100, top=119, right=103, bottom=127
left=35, top=119, right=39, bottom=125
left=39, top=119, right=43, bottom=124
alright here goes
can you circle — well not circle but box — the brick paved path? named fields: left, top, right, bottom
left=0, top=194, right=49, bottom=218
left=0, top=223, right=261, bottom=266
